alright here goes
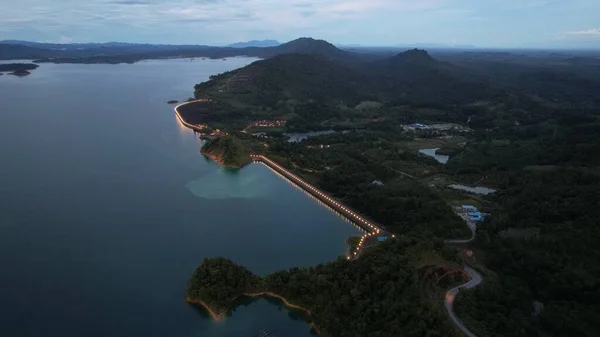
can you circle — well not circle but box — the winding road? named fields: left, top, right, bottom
left=445, top=266, right=483, bottom=337
left=445, top=212, right=477, bottom=244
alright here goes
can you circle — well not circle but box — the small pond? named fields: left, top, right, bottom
left=285, top=130, right=338, bottom=143
left=448, top=184, right=497, bottom=195
left=419, top=148, right=449, bottom=164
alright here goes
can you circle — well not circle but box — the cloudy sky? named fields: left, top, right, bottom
left=1, top=0, right=599, bottom=48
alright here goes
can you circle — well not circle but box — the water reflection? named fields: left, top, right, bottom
left=174, top=109, right=192, bottom=138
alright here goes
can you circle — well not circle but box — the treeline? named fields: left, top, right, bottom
left=188, top=238, right=465, bottom=337
left=447, top=115, right=600, bottom=174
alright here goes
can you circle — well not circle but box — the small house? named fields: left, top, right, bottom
left=461, top=205, right=478, bottom=212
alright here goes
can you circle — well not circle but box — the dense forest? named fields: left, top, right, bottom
left=454, top=169, right=600, bottom=336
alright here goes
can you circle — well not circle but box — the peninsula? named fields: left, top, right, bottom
left=187, top=241, right=463, bottom=337
left=0, top=63, right=39, bottom=76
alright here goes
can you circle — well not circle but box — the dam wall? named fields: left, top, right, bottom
left=251, top=155, right=383, bottom=235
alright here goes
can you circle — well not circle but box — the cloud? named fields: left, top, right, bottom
left=8, top=0, right=596, bottom=48
left=565, top=28, right=600, bottom=36
left=108, top=0, right=153, bottom=4
left=494, top=0, right=555, bottom=10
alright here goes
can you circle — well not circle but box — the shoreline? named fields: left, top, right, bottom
left=185, top=297, right=224, bottom=322
left=200, top=150, right=252, bottom=169
left=174, top=100, right=210, bottom=133
left=187, top=292, right=321, bottom=335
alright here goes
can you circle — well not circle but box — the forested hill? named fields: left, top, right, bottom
left=190, top=53, right=385, bottom=131
left=196, top=53, right=375, bottom=105
left=262, top=37, right=356, bottom=61
left=189, top=49, right=563, bottom=131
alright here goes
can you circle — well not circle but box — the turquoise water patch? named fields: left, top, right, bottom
left=186, top=166, right=267, bottom=199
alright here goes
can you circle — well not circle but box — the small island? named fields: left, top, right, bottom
left=167, top=100, right=179, bottom=104
left=10, top=69, right=31, bottom=76
left=200, top=136, right=251, bottom=168
left=0, top=63, right=39, bottom=76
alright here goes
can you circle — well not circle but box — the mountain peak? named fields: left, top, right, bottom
left=226, top=40, right=280, bottom=48
left=284, top=37, right=336, bottom=48
left=391, top=48, right=435, bottom=64
left=276, top=37, right=351, bottom=60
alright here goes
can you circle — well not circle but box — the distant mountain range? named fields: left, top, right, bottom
left=338, top=43, right=478, bottom=49
left=0, top=37, right=370, bottom=64
left=0, top=38, right=478, bottom=65
left=226, top=40, right=280, bottom=48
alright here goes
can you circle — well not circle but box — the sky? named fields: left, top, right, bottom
left=1, top=0, right=599, bottom=48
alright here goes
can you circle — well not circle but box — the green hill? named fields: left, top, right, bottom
left=193, top=53, right=378, bottom=130
left=191, top=50, right=552, bottom=131
left=201, top=136, right=251, bottom=168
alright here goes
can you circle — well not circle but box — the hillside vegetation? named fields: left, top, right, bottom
left=200, top=136, right=251, bottom=167
left=189, top=46, right=597, bottom=133
left=188, top=238, right=465, bottom=337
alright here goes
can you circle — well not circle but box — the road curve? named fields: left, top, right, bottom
left=445, top=212, right=477, bottom=244
left=445, top=266, right=482, bottom=337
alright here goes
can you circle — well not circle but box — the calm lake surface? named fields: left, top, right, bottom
left=0, top=58, right=361, bottom=337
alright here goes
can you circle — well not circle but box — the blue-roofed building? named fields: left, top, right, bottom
left=468, top=211, right=485, bottom=222
left=377, top=236, right=389, bottom=242
left=461, top=205, right=477, bottom=212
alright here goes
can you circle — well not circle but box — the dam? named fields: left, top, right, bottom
left=175, top=101, right=388, bottom=259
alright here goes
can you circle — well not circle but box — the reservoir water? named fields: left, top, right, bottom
left=0, top=59, right=361, bottom=337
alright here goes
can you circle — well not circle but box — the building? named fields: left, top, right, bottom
left=461, top=205, right=477, bottom=212
left=467, top=211, right=488, bottom=222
